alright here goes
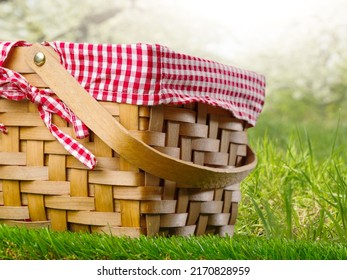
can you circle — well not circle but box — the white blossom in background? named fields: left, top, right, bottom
left=1, top=0, right=346, bottom=112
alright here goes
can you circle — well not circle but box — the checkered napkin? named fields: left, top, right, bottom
left=0, top=41, right=265, bottom=169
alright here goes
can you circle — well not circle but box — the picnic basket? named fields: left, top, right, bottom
left=0, top=42, right=265, bottom=237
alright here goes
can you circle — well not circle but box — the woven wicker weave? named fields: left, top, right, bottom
left=0, top=45, right=255, bottom=237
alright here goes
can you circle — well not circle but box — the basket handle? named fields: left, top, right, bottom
left=25, top=43, right=256, bottom=189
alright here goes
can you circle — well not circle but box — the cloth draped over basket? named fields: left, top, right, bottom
left=0, top=41, right=265, bottom=170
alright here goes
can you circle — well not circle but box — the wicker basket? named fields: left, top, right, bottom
left=0, top=44, right=257, bottom=237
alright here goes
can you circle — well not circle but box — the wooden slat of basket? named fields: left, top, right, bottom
left=26, top=136, right=46, bottom=221
left=191, top=138, right=220, bottom=152
left=180, top=137, right=192, bottom=161
left=196, top=214, right=209, bottom=236
left=21, top=181, right=70, bottom=195
left=118, top=104, right=141, bottom=228
left=179, top=123, right=208, bottom=138
left=113, top=186, right=162, bottom=200
left=27, top=194, right=46, bottom=221
left=231, top=190, right=242, bottom=202
left=187, top=201, right=201, bottom=226
left=69, top=169, right=88, bottom=197
left=166, top=121, right=180, bottom=147
left=94, top=134, right=113, bottom=158
left=94, top=185, right=114, bottom=212
left=229, top=202, right=239, bottom=225
left=140, top=200, right=177, bottom=214
left=0, top=206, right=29, bottom=219
left=48, top=154, right=68, bottom=231
left=176, top=188, right=189, bottom=213
left=67, top=156, right=119, bottom=171
left=162, top=180, right=176, bottom=200
left=228, top=143, right=239, bottom=166
left=130, top=130, right=166, bottom=147
left=193, top=151, right=204, bottom=165
left=70, top=169, right=90, bottom=232
left=0, top=112, right=44, bottom=126
left=204, top=152, right=229, bottom=166
left=148, top=106, right=164, bottom=132
left=49, top=208, right=67, bottom=231
left=98, top=101, right=120, bottom=116
left=163, top=107, right=196, bottom=123
left=92, top=226, right=145, bottom=237
left=208, top=213, right=230, bottom=226
left=1, top=126, right=19, bottom=152
left=0, top=127, right=21, bottom=212
left=27, top=141, right=44, bottom=166
left=139, top=117, right=149, bottom=131
left=139, top=106, right=150, bottom=118
left=220, top=130, right=231, bottom=153
left=200, top=201, right=224, bottom=214
left=48, top=155, right=66, bottom=181
left=154, top=146, right=180, bottom=159
left=214, top=188, right=224, bottom=201
left=222, top=191, right=232, bottom=213
left=20, top=127, right=71, bottom=141
left=0, top=152, right=26, bottom=165
left=0, top=99, right=28, bottom=112
left=94, top=134, right=114, bottom=213
left=144, top=173, right=160, bottom=186
left=237, top=145, right=248, bottom=157
left=45, top=196, right=95, bottom=211
left=218, top=117, right=244, bottom=131
left=197, top=103, right=208, bottom=124
left=0, top=166, right=48, bottom=180
left=189, top=189, right=214, bottom=201
left=145, top=215, right=161, bottom=236
left=230, top=131, right=248, bottom=145
left=67, top=211, right=121, bottom=226
left=208, top=114, right=219, bottom=139
left=170, top=225, right=196, bottom=236
left=44, top=141, right=94, bottom=155
left=160, top=213, right=188, bottom=228
left=89, top=170, right=144, bottom=186
left=120, top=200, right=141, bottom=227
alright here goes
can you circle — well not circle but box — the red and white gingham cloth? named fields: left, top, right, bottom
left=0, top=41, right=265, bottom=169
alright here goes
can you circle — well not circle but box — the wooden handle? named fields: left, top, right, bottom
left=25, top=43, right=256, bottom=188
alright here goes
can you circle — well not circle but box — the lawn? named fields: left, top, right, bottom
left=0, top=225, right=346, bottom=260
left=240, top=111, right=347, bottom=242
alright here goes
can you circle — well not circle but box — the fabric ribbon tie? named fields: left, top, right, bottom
left=0, top=67, right=96, bottom=169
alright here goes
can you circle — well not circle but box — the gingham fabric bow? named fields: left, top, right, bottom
left=1, top=41, right=265, bottom=170
left=0, top=41, right=96, bottom=169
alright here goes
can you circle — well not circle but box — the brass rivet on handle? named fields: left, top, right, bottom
left=34, top=52, right=46, bottom=66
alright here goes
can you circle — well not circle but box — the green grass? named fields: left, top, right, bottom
left=0, top=225, right=346, bottom=260
left=237, top=114, right=347, bottom=241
